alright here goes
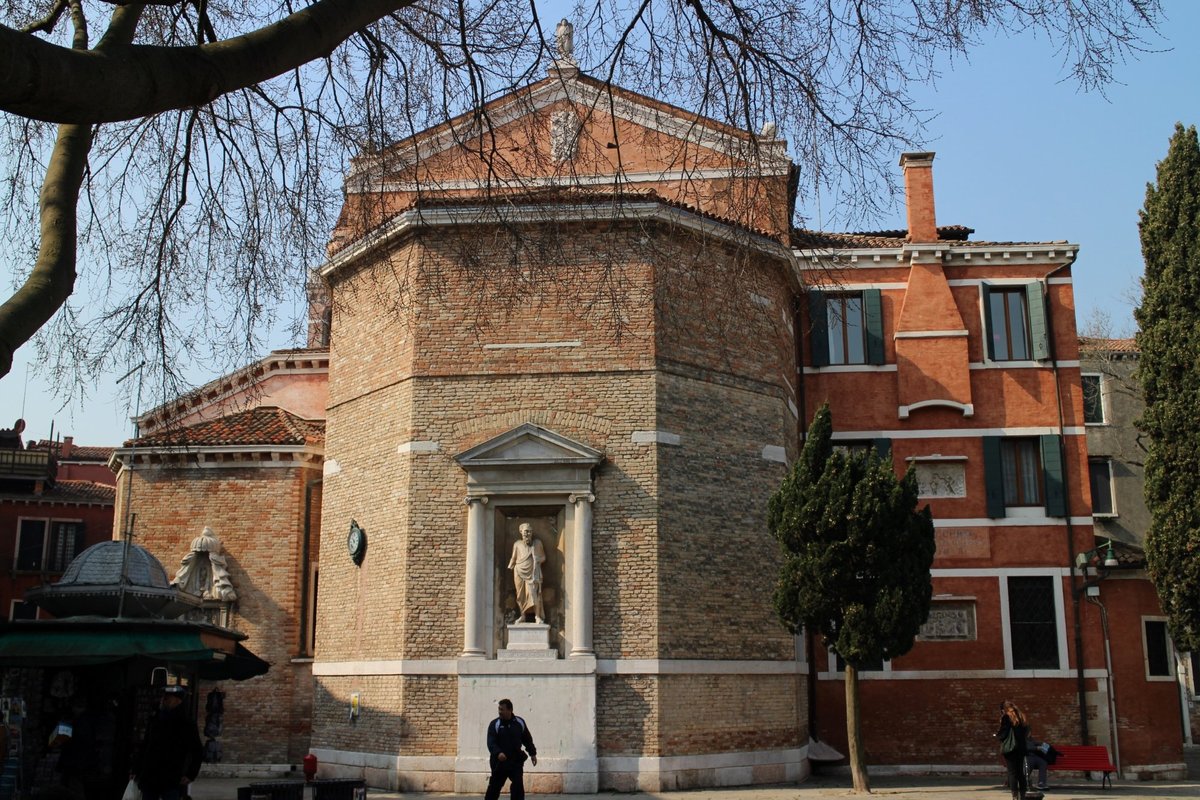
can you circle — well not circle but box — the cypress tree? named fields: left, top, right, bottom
left=1135, top=123, right=1200, bottom=652
left=769, top=404, right=935, bottom=793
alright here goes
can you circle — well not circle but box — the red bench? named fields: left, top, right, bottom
left=1029, top=744, right=1117, bottom=788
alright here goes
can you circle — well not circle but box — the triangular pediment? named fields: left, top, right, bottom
left=328, top=70, right=796, bottom=264
left=350, top=72, right=789, bottom=188
left=454, top=423, right=603, bottom=468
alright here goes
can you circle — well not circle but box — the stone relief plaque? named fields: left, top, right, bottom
left=550, top=110, right=581, bottom=163
left=915, top=462, right=966, bottom=498
left=918, top=600, right=976, bottom=641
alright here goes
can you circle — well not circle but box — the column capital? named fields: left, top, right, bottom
left=465, top=495, right=489, bottom=507
left=569, top=492, right=595, bottom=504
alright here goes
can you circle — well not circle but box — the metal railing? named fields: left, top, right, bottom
left=0, top=449, right=54, bottom=479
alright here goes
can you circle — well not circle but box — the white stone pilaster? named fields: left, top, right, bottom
left=462, top=496, right=489, bottom=657
left=569, top=492, right=595, bottom=657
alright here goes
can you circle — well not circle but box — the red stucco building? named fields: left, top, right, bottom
left=796, top=154, right=1185, bottom=778
left=0, top=427, right=116, bottom=621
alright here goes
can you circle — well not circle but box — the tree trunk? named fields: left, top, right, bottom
left=0, top=5, right=145, bottom=379
left=845, top=664, right=871, bottom=793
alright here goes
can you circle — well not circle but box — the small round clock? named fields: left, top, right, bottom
left=347, top=520, right=367, bottom=565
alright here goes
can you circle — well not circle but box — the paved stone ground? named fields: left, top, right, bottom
left=187, top=774, right=1200, bottom=800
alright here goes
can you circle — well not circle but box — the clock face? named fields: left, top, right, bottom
left=347, top=521, right=366, bottom=564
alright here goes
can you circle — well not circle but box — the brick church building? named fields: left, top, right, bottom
left=109, top=61, right=1187, bottom=788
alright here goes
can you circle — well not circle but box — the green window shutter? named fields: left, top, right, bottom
left=1040, top=434, right=1066, bottom=517
left=808, top=292, right=829, bottom=367
left=981, top=284, right=996, bottom=360
left=982, top=436, right=1006, bottom=518
left=864, top=289, right=885, bottom=365
left=1026, top=281, right=1050, bottom=360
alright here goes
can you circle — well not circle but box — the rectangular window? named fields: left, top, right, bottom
left=1144, top=619, right=1174, bottom=679
left=983, top=435, right=1065, bottom=518
left=9, top=601, right=38, bottom=621
left=1191, top=651, right=1200, bottom=698
left=808, top=289, right=884, bottom=366
left=833, top=652, right=884, bottom=672
left=1001, top=439, right=1043, bottom=506
left=988, top=289, right=1031, bottom=360
left=15, top=519, right=47, bottom=571
left=832, top=438, right=892, bottom=460
left=982, top=283, right=1049, bottom=361
left=826, top=294, right=866, bottom=365
left=45, top=522, right=83, bottom=572
left=1008, top=576, right=1060, bottom=670
left=1089, top=458, right=1115, bottom=516
left=1082, top=373, right=1106, bottom=424
left=14, top=519, right=82, bottom=572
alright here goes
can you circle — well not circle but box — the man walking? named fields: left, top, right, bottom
left=132, top=685, right=203, bottom=800
left=485, top=699, right=537, bottom=800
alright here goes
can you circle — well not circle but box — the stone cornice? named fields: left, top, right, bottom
left=110, top=444, right=323, bottom=471
left=794, top=243, right=1079, bottom=265
left=321, top=200, right=793, bottom=280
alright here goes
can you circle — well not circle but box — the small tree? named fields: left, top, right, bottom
left=1135, top=122, right=1200, bottom=652
left=769, top=404, right=935, bottom=793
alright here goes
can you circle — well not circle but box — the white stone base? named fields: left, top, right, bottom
left=501, top=623, right=556, bottom=659
left=310, top=746, right=808, bottom=793
left=456, top=662, right=598, bottom=792
left=598, top=748, right=808, bottom=791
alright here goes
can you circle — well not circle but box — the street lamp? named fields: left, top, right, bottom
left=1075, top=539, right=1119, bottom=571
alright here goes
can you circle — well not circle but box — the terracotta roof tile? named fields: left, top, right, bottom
left=29, top=441, right=116, bottom=461
left=790, top=225, right=1067, bottom=250
left=1079, top=336, right=1138, bottom=353
left=0, top=480, right=115, bottom=505
left=50, top=480, right=116, bottom=504
left=128, top=407, right=325, bottom=448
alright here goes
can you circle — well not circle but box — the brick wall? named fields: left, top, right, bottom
left=597, top=675, right=659, bottom=756
left=311, top=675, right=456, bottom=755
left=659, top=674, right=801, bottom=754
left=314, top=220, right=805, bottom=762
left=116, top=461, right=319, bottom=763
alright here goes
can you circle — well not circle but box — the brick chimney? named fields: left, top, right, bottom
left=900, top=152, right=938, bottom=242
left=61, top=436, right=73, bottom=458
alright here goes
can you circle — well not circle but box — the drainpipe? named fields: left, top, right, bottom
left=1039, top=256, right=1091, bottom=745
left=300, top=472, right=323, bottom=655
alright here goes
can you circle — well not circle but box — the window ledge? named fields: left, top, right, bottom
left=1093, top=513, right=1119, bottom=519
left=906, top=454, right=968, bottom=462
left=1004, top=507, right=1047, bottom=519
left=1084, top=422, right=1110, bottom=427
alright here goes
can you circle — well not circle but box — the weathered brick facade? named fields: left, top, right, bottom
left=312, top=213, right=804, bottom=788
left=110, top=460, right=321, bottom=765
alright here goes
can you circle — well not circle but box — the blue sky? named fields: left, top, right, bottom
left=2, top=1, right=1197, bottom=447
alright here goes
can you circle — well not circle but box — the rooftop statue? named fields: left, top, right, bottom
left=555, top=19, right=574, bottom=64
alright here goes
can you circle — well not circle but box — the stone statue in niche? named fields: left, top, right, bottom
left=172, top=526, right=238, bottom=602
left=508, top=523, right=546, bottom=623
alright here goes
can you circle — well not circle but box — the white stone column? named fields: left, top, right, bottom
left=462, top=496, right=489, bottom=658
left=569, top=492, right=595, bottom=657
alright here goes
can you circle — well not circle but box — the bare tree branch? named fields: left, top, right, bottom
left=0, top=0, right=416, bottom=123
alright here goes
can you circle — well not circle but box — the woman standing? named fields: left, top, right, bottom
left=997, top=700, right=1030, bottom=800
